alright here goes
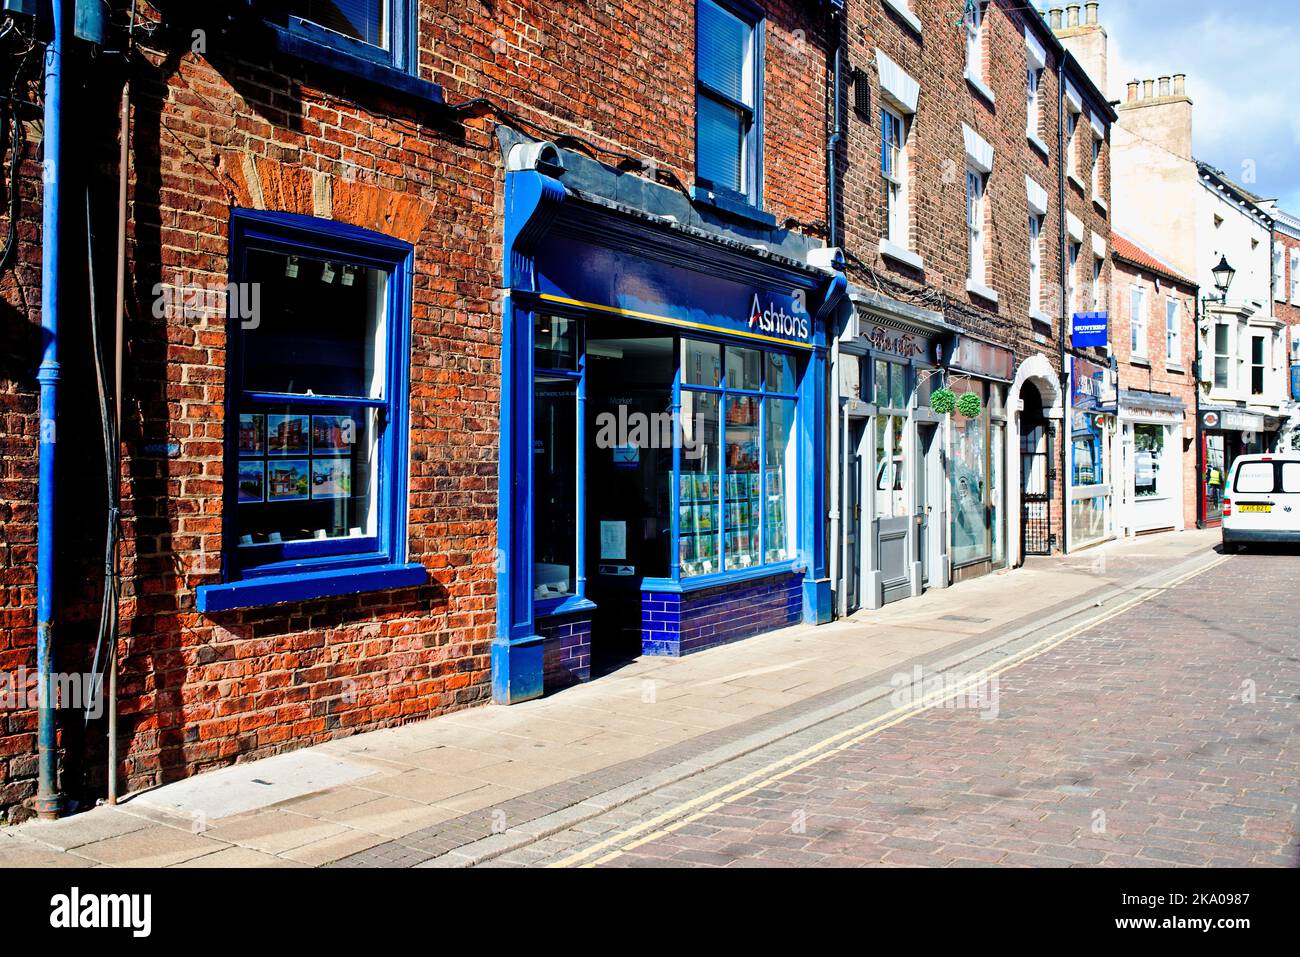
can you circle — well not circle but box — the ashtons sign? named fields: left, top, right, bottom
left=862, top=322, right=928, bottom=360
left=748, top=294, right=809, bottom=341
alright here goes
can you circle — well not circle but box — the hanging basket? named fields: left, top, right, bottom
left=929, top=388, right=956, bottom=415
left=956, top=391, right=983, bottom=418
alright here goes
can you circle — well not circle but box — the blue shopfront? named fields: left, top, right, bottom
left=494, top=167, right=845, bottom=703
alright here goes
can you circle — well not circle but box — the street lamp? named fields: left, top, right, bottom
left=1210, top=254, right=1235, bottom=303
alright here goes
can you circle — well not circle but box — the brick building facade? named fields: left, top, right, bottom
left=0, top=0, right=836, bottom=818
left=1110, top=233, right=1199, bottom=532
left=826, top=0, right=1113, bottom=609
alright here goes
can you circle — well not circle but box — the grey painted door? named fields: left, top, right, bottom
left=875, top=414, right=911, bottom=604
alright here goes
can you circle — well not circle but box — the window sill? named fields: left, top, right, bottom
left=1092, top=193, right=1108, bottom=213
left=196, top=562, right=428, bottom=613
left=880, top=238, right=924, bottom=272
left=1027, top=132, right=1050, bottom=159
left=1130, top=356, right=1151, bottom=368
left=965, top=71, right=996, bottom=107
left=690, top=186, right=777, bottom=228
left=882, top=0, right=923, bottom=35
left=1166, top=363, right=1186, bottom=374
left=269, top=26, right=445, bottom=107
left=966, top=278, right=999, bottom=304
left=1029, top=308, right=1054, bottom=327
left=1068, top=172, right=1086, bottom=193
left=536, top=595, right=598, bottom=618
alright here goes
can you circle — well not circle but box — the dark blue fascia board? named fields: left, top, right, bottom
left=196, top=562, right=428, bottom=613
left=269, top=26, right=445, bottom=107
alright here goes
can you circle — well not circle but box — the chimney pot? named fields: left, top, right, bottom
left=1067, top=4, right=1081, bottom=28
left=1126, top=80, right=1139, bottom=102
left=1158, top=75, right=1171, bottom=96
left=1085, top=1, right=1099, bottom=25
left=1173, top=73, right=1186, bottom=95
left=1049, top=7, right=1063, bottom=29
left=1143, top=78, right=1155, bottom=99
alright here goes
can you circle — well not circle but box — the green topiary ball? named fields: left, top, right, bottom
left=929, top=388, right=956, bottom=415
left=956, top=391, right=982, bottom=418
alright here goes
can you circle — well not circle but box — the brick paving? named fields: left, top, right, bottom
left=506, top=550, right=1300, bottom=868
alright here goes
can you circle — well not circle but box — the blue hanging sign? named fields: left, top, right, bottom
left=1291, top=364, right=1300, bottom=402
left=1071, top=311, right=1108, bottom=349
left=534, top=230, right=821, bottom=349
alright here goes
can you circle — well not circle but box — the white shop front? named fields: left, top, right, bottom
left=1117, top=388, right=1187, bottom=535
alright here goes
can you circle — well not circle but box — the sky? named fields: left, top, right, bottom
left=1101, top=0, right=1300, bottom=211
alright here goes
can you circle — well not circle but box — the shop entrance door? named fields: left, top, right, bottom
left=1020, top=384, right=1053, bottom=557
left=584, top=327, right=675, bottom=670
left=876, top=414, right=911, bottom=604
left=1203, top=433, right=1226, bottom=525
left=844, top=417, right=867, bottom=613
left=915, top=423, right=939, bottom=587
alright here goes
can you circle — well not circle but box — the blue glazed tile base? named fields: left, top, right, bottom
left=538, top=610, right=593, bottom=691
left=641, top=571, right=804, bottom=657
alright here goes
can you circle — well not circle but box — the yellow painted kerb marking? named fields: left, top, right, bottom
left=537, top=293, right=816, bottom=350
left=549, top=554, right=1230, bottom=868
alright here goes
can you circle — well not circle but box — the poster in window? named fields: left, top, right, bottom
left=267, top=414, right=310, bottom=455
left=678, top=504, right=696, bottom=533
left=312, top=414, right=355, bottom=454
left=238, top=413, right=264, bottom=456
left=237, top=460, right=265, bottom=503
left=267, top=459, right=310, bottom=501
left=311, top=457, right=352, bottom=499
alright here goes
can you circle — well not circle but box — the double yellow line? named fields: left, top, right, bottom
left=548, top=554, right=1230, bottom=867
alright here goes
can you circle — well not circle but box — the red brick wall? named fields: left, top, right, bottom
left=1273, top=228, right=1300, bottom=362
left=0, top=1, right=831, bottom=816
left=1111, top=257, right=1199, bottom=529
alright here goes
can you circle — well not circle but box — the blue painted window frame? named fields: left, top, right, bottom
left=270, top=1, right=416, bottom=74
left=664, top=335, right=801, bottom=592
left=196, top=209, right=421, bottom=612
left=694, top=0, right=766, bottom=211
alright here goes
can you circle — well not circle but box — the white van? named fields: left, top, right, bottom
left=1221, top=453, right=1300, bottom=551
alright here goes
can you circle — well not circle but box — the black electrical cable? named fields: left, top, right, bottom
left=84, top=186, right=121, bottom=724
left=0, top=41, right=34, bottom=277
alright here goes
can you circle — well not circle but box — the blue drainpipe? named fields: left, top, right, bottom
left=36, top=0, right=68, bottom=820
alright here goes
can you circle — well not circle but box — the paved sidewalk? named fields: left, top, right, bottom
left=0, top=530, right=1221, bottom=868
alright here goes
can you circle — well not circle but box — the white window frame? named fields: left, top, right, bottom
left=1251, top=333, right=1267, bottom=396
left=1165, top=298, right=1181, bottom=367
left=965, top=2, right=986, bottom=86
left=967, top=168, right=987, bottom=285
left=1065, top=109, right=1080, bottom=180
left=1130, top=285, right=1147, bottom=357
left=1291, top=248, right=1300, bottom=305
left=882, top=105, right=909, bottom=248
left=1026, top=68, right=1040, bottom=137
left=1213, top=321, right=1232, bottom=390
left=1274, top=244, right=1286, bottom=302
left=1090, top=255, right=1104, bottom=313
left=1028, top=213, right=1043, bottom=312
left=1066, top=240, right=1081, bottom=316
left=1090, top=137, right=1101, bottom=197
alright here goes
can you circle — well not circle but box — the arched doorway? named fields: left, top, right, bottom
left=1005, top=353, right=1064, bottom=567
left=1019, top=382, right=1052, bottom=557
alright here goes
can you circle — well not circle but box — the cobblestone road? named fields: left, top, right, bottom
left=497, top=550, right=1300, bottom=868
